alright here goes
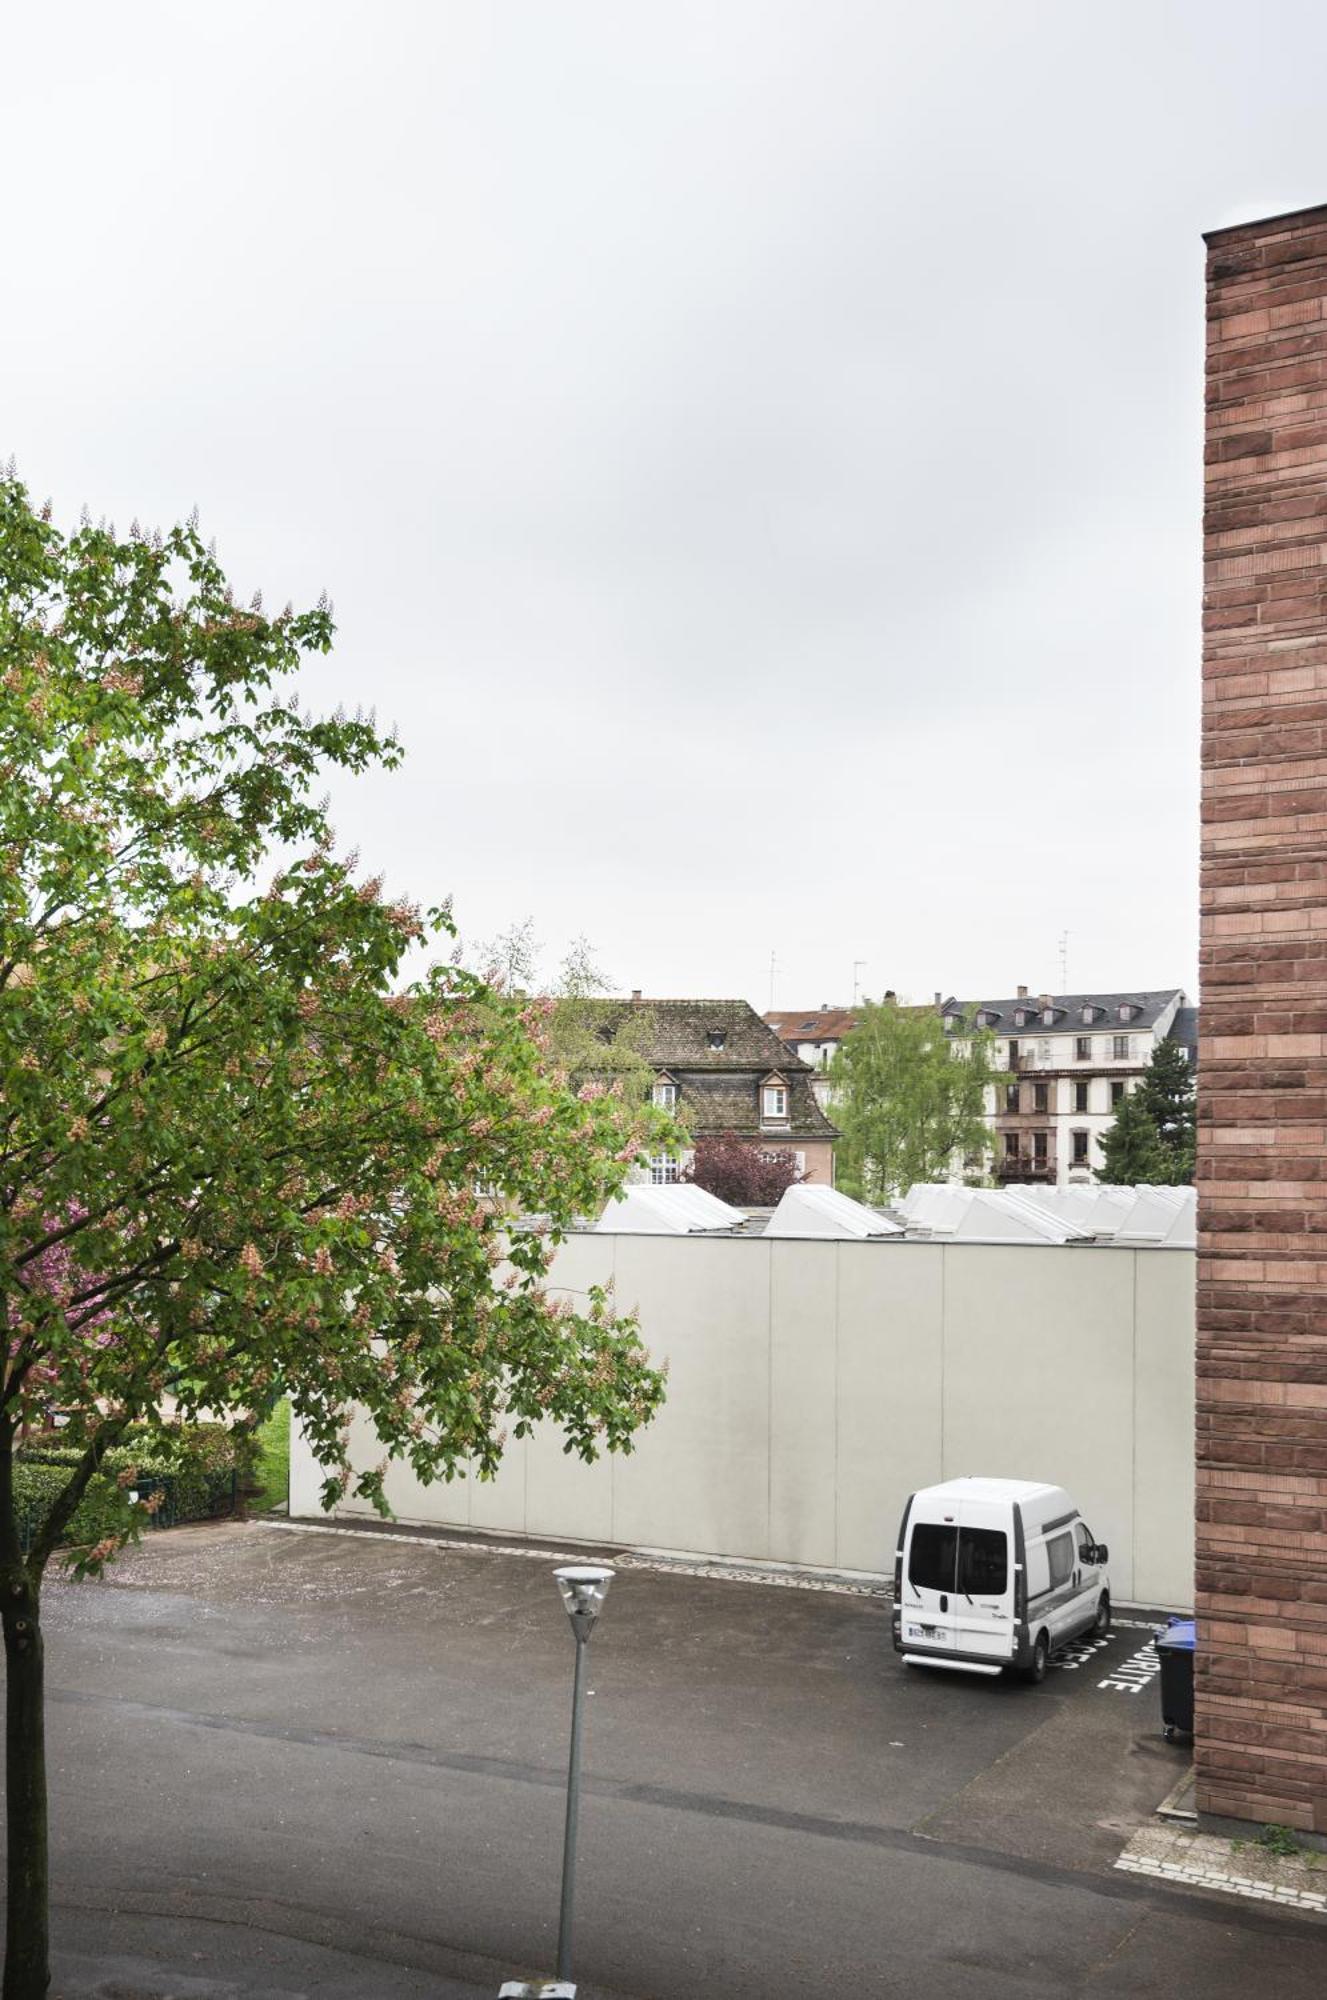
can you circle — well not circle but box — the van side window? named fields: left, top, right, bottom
left=1047, top=1531, right=1074, bottom=1590
left=956, top=1529, right=1008, bottom=1595
left=1076, top=1524, right=1095, bottom=1559
left=908, top=1524, right=957, bottom=1591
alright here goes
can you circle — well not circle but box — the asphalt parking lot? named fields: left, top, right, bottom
left=21, top=1521, right=1327, bottom=1997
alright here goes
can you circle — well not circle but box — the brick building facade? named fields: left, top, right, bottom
left=1200, top=203, right=1327, bottom=1832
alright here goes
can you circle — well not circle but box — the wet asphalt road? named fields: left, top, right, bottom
left=13, top=1522, right=1327, bottom=1997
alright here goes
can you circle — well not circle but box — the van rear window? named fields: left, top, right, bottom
left=908, top=1524, right=958, bottom=1591
left=908, top=1525, right=1008, bottom=1596
left=957, top=1529, right=1008, bottom=1595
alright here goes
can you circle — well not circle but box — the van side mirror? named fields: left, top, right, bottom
left=1091, top=1543, right=1108, bottom=1565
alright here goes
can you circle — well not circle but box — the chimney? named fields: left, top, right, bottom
left=884, top=989, right=897, bottom=1003
left=631, top=989, right=642, bottom=1003
left=934, top=990, right=941, bottom=1006
left=1038, top=992, right=1052, bottom=1011
left=1017, top=984, right=1028, bottom=999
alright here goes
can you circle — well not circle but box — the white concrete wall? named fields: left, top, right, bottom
left=291, top=1236, right=1196, bottom=1608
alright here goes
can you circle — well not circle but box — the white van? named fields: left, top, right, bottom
left=891, top=1477, right=1110, bottom=1682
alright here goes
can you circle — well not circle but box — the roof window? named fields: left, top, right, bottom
left=707, top=1028, right=727, bottom=1051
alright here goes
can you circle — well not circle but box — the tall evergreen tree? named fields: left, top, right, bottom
left=1133, top=1037, right=1196, bottom=1183
left=1097, top=1085, right=1170, bottom=1185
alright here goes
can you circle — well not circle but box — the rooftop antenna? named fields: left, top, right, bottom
left=768, top=949, right=778, bottom=1011
left=852, top=960, right=867, bottom=1006
left=1058, top=931, right=1070, bottom=994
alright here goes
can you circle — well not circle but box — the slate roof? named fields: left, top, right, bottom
left=1168, top=1005, right=1199, bottom=1063
left=938, top=989, right=1185, bottom=1033
left=590, top=997, right=838, bottom=1142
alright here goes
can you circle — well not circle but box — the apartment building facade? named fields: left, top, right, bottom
left=941, top=987, right=1188, bottom=1186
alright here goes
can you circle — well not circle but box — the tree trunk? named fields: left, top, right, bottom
left=2, top=1574, right=47, bottom=1998
left=1, top=1422, right=50, bottom=2000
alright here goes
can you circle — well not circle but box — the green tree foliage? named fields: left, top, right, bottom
left=1097, top=1086, right=1170, bottom=1185
left=828, top=1001, right=1000, bottom=1201
left=0, top=478, right=664, bottom=1997
left=1132, top=1037, right=1196, bottom=1183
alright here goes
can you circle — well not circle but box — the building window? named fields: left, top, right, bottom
left=1073, top=1079, right=1090, bottom=1113
left=1005, top=1083, right=1020, bottom=1113
left=652, top=1081, right=677, bottom=1109
left=1007, top=1038, right=1019, bottom=1065
left=707, top=1029, right=727, bottom=1050
left=1042, top=1007, right=1055, bottom=1025
left=1072, top=1130, right=1090, bottom=1165
left=1113, top=1034, right=1131, bottom=1061
left=1033, top=1082, right=1048, bottom=1112
left=1004, top=1133, right=1020, bottom=1160
left=1033, top=1132, right=1048, bottom=1163
left=1076, top=1036, right=1092, bottom=1061
left=1111, top=1080, right=1125, bottom=1109
left=649, top=1153, right=678, bottom=1185
left=762, top=1085, right=788, bottom=1120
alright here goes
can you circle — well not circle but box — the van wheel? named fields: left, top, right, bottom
left=1023, top=1632, right=1049, bottom=1684
left=1094, top=1593, right=1111, bottom=1638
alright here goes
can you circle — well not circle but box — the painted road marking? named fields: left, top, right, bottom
left=1057, top=1633, right=1113, bottom=1671
left=1099, top=1640, right=1161, bottom=1693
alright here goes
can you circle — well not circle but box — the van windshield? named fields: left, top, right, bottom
left=909, top=1524, right=1008, bottom=1596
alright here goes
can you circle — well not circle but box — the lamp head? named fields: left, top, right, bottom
left=553, top=1564, right=614, bottom=1637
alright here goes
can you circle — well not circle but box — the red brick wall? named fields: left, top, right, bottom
left=1200, top=203, right=1327, bottom=1832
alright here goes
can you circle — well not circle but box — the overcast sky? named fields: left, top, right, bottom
left=6, top=3, right=1325, bottom=1010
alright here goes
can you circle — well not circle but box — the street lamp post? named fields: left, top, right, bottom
left=499, top=1563, right=615, bottom=2000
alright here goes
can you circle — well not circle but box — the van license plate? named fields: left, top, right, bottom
left=908, top=1624, right=936, bottom=1639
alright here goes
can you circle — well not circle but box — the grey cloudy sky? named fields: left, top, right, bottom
left=5, top=3, right=1323, bottom=1009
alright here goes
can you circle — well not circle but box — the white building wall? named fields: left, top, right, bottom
left=291, top=1232, right=1196, bottom=1608
left=979, top=993, right=1183, bottom=1184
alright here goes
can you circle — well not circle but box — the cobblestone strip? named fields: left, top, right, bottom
left=262, top=1519, right=1180, bottom=1623
left=1115, top=1851, right=1327, bottom=1915
left=264, top=1518, right=884, bottom=1596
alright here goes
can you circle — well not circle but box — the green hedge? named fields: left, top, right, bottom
left=15, top=1421, right=239, bottom=1556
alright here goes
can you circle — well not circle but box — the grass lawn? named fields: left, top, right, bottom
left=248, top=1398, right=291, bottom=1514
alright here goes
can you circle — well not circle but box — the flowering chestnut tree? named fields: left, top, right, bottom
left=0, top=477, right=665, bottom=1999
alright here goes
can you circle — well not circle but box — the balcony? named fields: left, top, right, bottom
left=997, top=1153, right=1055, bottom=1182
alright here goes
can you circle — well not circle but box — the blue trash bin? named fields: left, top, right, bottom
left=1155, top=1617, right=1195, bottom=1741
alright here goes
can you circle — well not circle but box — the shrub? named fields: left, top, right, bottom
left=15, top=1421, right=238, bottom=1554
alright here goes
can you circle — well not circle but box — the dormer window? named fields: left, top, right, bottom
left=1013, top=1008, right=1028, bottom=1027
left=1042, top=1008, right=1054, bottom=1025
left=762, top=1084, right=788, bottom=1120
left=1118, top=1003, right=1135, bottom=1022
left=652, top=1078, right=677, bottom=1109
left=1081, top=1005, right=1094, bottom=1024
left=707, top=1028, right=727, bottom=1051
left=944, top=1013, right=961, bottom=1033
left=596, top=1023, right=615, bottom=1045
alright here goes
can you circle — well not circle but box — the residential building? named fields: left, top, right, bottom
left=601, top=996, right=838, bottom=1185
left=938, top=986, right=1188, bottom=1187
left=1198, top=201, right=1327, bottom=1835
left=763, top=1004, right=859, bottom=1109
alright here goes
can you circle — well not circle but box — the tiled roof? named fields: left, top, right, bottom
left=593, top=998, right=814, bottom=1069
left=588, top=998, right=838, bottom=1141
left=764, top=1007, right=859, bottom=1042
